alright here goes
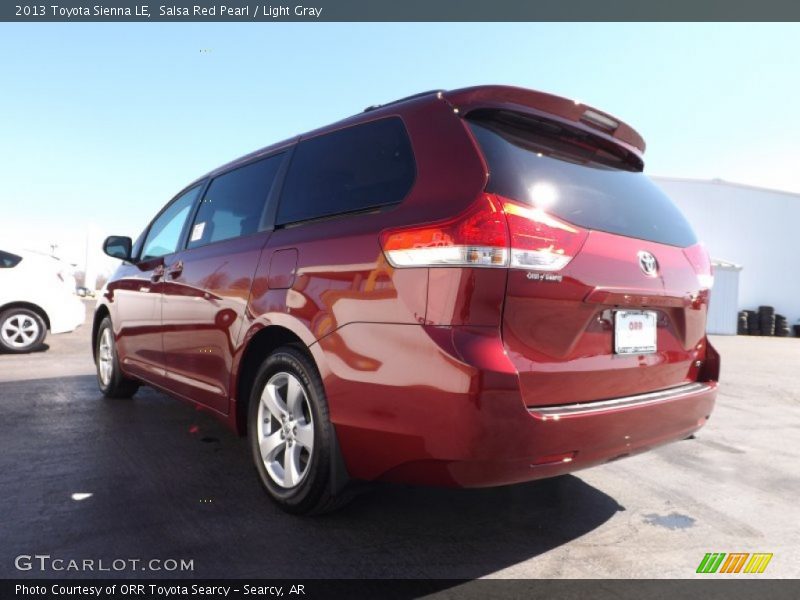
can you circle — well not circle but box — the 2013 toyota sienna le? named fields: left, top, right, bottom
left=95, top=85, right=719, bottom=514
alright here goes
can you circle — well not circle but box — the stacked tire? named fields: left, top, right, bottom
left=758, top=306, right=775, bottom=336
left=737, top=307, right=795, bottom=337
left=745, top=310, right=760, bottom=336
left=775, top=314, right=790, bottom=337
left=737, top=311, right=749, bottom=335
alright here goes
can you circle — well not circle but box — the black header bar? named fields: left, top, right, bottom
left=4, top=0, right=800, bottom=22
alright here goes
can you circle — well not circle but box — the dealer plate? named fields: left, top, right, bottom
left=614, top=310, right=657, bottom=355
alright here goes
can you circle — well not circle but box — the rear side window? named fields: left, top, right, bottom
left=0, top=250, right=22, bottom=268
left=188, top=154, right=284, bottom=249
left=276, top=117, right=415, bottom=225
left=468, top=111, right=698, bottom=247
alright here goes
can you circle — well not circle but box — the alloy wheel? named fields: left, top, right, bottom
left=98, top=328, right=114, bottom=385
left=1, top=313, right=41, bottom=350
left=257, top=372, right=315, bottom=489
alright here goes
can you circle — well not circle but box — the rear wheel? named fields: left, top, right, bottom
left=95, top=317, right=139, bottom=398
left=248, top=346, right=348, bottom=514
left=0, top=308, right=47, bottom=353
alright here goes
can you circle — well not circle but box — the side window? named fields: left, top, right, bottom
left=130, top=232, right=145, bottom=262
left=141, top=185, right=201, bottom=261
left=0, top=250, right=22, bottom=268
left=187, top=154, right=284, bottom=249
left=276, top=117, right=415, bottom=225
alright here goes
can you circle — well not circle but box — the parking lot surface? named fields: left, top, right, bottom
left=1, top=301, right=798, bottom=578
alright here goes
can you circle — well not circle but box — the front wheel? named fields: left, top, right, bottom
left=95, top=317, right=139, bottom=399
left=0, top=308, right=47, bottom=353
left=248, top=346, right=348, bottom=514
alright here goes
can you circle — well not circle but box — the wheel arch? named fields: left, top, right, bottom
left=234, top=324, right=313, bottom=436
left=91, top=304, right=111, bottom=360
left=234, top=322, right=351, bottom=498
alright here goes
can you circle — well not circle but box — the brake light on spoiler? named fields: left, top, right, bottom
left=380, top=194, right=588, bottom=271
left=443, top=85, right=646, bottom=155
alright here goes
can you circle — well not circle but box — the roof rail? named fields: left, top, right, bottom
left=363, top=89, right=444, bottom=112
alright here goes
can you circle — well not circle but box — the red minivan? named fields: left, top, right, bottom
left=95, top=86, right=719, bottom=513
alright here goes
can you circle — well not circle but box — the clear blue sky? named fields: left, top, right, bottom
left=1, top=22, right=798, bottom=270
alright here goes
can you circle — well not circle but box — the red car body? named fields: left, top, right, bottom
left=94, top=86, right=718, bottom=490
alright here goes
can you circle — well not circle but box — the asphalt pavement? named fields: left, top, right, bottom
left=1, top=300, right=798, bottom=578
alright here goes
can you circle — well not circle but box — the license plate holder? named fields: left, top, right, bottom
left=614, top=310, right=657, bottom=355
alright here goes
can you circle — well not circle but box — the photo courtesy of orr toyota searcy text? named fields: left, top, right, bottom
left=14, top=585, right=300, bottom=597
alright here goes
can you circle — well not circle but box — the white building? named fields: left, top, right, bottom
left=655, top=177, right=800, bottom=330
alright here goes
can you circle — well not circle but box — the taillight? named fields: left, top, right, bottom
left=380, top=194, right=587, bottom=270
left=503, top=201, right=588, bottom=270
left=380, top=195, right=508, bottom=267
left=683, top=243, right=714, bottom=289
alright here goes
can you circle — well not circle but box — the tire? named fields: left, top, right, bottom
left=248, top=345, right=349, bottom=515
left=95, top=317, right=139, bottom=399
left=759, top=315, right=775, bottom=336
left=0, top=308, right=47, bottom=353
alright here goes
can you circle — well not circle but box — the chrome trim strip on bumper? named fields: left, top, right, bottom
left=529, top=382, right=712, bottom=418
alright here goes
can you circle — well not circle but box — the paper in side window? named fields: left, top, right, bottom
left=191, top=222, right=206, bottom=242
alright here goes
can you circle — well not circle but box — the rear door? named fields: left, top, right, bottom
left=467, top=111, right=712, bottom=407
left=160, top=152, right=288, bottom=414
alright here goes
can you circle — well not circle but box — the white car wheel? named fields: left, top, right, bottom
left=0, top=309, right=46, bottom=353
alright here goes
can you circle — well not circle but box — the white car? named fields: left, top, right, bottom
left=0, top=248, right=85, bottom=353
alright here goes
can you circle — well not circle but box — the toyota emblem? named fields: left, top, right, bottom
left=638, top=251, right=659, bottom=277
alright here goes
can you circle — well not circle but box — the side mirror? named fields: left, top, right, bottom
left=103, top=236, right=133, bottom=261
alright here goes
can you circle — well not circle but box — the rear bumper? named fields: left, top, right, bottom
left=48, top=296, right=85, bottom=334
left=378, top=381, right=716, bottom=488
left=319, top=323, right=717, bottom=487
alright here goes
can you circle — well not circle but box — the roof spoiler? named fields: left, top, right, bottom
left=444, top=85, right=646, bottom=155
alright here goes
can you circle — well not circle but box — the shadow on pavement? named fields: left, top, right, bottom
left=0, top=342, right=50, bottom=355
left=0, top=375, right=624, bottom=579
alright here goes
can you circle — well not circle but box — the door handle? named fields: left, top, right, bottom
left=151, top=265, right=165, bottom=282
left=166, top=260, right=184, bottom=279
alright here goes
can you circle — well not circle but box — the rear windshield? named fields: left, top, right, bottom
left=467, top=110, right=698, bottom=247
